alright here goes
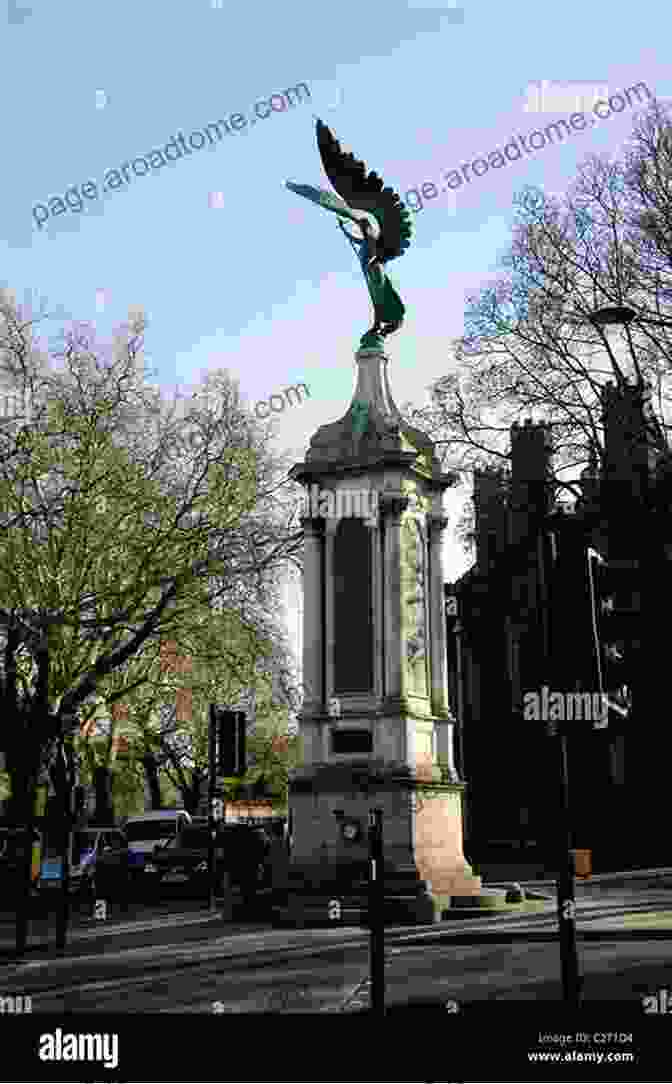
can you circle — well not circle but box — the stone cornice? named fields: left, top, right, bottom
left=299, top=515, right=326, bottom=535
left=289, top=765, right=467, bottom=795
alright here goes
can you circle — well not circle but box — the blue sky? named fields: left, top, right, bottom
left=2, top=0, right=669, bottom=665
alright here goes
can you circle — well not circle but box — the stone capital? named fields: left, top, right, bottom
left=379, top=493, right=410, bottom=521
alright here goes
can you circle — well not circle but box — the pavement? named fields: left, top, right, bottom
left=0, top=889, right=274, bottom=959
left=496, top=864, right=672, bottom=896
left=0, top=868, right=671, bottom=1025
left=0, top=864, right=670, bottom=965
left=3, top=893, right=672, bottom=1017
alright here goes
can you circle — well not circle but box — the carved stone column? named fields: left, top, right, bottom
left=428, top=515, right=451, bottom=718
left=324, top=517, right=337, bottom=706
left=428, top=514, right=458, bottom=781
left=454, top=617, right=466, bottom=780
left=380, top=493, right=409, bottom=706
left=300, top=516, right=324, bottom=716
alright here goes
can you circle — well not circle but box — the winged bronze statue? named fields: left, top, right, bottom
left=286, top=119, right=413, bottom=349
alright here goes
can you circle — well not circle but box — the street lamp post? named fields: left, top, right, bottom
left=540, top=525, right=582, bottom=1006
left=589, top=302, right=655, bottom=858
left=556, top=717, right=581, bottom=1007
left=545, top=302, right=646, bottom=987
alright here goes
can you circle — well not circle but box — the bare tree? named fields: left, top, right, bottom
left=401, top=98, right=672, bottom=524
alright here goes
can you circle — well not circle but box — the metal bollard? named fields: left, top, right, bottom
left=218, top=870, right=233, bottom=921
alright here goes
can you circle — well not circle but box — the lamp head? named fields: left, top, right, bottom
left=590, top=306, right=636, bottom=328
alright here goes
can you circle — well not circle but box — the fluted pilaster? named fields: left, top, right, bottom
left=428, top=515, right=451, bottom=718
left=429, top=515, right=458, bottom=781
left=381, top=494, right=409, bottom=704
left=300, top=516, right=324, bottom=715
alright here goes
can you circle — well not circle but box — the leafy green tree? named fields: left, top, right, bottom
left=0, top=295, right=301, bottom=828
left=105, top=601, right=301, bottom=815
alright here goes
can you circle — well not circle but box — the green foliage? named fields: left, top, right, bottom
left=111, top=760, right=146, bottom=819
left=0, top=296, right=302, bottom=820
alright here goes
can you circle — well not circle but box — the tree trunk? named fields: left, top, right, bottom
left=4, top=735, right=39, bottom=957
left=182, top=775, right=201, bottom=816
left=142, top=754, right=162, bottom=810
left=4, top=736, right=38, bottom=826
left=93, top=766, right=115, bottom=825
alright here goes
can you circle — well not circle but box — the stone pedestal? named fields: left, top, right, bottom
left=279, top=764, right=480, bottom=922
left=282, top=346, right=482, bottom=924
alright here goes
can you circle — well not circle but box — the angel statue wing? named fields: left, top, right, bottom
left=286, top=119, right=413, bottom=347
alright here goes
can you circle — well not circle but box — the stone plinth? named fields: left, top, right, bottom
left=276, top=762, right=481, bottom=924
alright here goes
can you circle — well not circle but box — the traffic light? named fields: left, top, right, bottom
left=212, top=708, right=246, bottom=776
left=588, top=550, right=639, bottom=724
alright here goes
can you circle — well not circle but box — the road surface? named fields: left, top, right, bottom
left=1, top=889, right=671, bottom=1013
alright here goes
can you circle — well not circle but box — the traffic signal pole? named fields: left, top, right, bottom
left=556, top=728, right=581, bottom=1006
left=208, top=707, right=247, bottom=912
left=207, top=704, right=217, bottom=912
left=587, top=548, right=607, bottom=725
left=541, top=528, right=581, bottom=1006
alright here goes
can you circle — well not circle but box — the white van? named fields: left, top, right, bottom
left=124, top=810, right=192, bottom=870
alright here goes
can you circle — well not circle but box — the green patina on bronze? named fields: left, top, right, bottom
left=350, top=399, right=370, bottom=437
left=286, top=119, right=413, bottom=348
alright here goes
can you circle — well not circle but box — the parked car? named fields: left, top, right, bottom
left=123, top=810, right=192, bottom=883
left=38, top=827, right=128, bottom=901
left=144, top=820, right=271, bottom=898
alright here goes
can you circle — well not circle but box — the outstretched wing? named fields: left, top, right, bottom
left=316, top=119, right=412, bottom=264
left=285, top=181, right=381, bottom=238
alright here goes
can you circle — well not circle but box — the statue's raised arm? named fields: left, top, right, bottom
left=286, top=119, right=413, bottom=349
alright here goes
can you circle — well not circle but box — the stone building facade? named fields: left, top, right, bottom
left=446, top=381, right=670, bottom=871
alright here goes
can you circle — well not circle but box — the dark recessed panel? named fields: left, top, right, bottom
left=334, top=519, right=373, bottom=692
left=331, top=729, right=373, bottom=754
